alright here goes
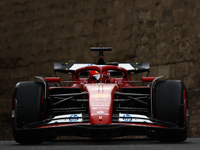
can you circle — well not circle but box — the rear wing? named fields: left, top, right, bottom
left=54, top=62, right=95, bottom=74
left=54, top=62, right=150, bottom=75
left=118, top=62, right=150, bottom=74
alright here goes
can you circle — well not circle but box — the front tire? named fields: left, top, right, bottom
left=12, top=81, right=44, bottom=144
left=154, top=80, right=188, bottom=142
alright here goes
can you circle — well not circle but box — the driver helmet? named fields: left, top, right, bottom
left=88, top=70, right=100, bottom=83
left=102, top=71, right=110, bottom=83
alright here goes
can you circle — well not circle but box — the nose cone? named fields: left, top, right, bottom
left=85, top=84, right=118, bottom=124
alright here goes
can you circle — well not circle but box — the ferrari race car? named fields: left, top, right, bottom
left=11, top=47, right=189, bottom=144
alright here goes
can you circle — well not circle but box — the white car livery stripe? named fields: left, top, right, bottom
left=69, top=64, right=95, bottom=70
left=48, top=113, right=82, bottom=124
left=119, top=113, right=149, bottom=119
left=119, top=113, right=153, bottom=123
left=118, top=63, right=135, bottom=70
left=52, top=113, right=82, bottom=119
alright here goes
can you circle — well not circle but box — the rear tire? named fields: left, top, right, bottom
left=154, top=80, right=188, bottom=142
left=12, top=81, right=44, bottom=144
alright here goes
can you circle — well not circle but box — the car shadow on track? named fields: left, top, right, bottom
left=49, top=139, right=190, bottom=145
left=11, top=139, right=189, bottom=146
left=9, top=136, right=193, bottom=146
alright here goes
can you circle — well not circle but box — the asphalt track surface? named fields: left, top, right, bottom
left=0, top=138, right=200, bottom=150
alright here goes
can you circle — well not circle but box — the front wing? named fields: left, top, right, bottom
left=13, top=113, right=186, bottom=138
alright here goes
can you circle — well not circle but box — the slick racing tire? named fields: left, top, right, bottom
left=12, top=81, right=44, bottom=144
left=154, top=80, right=189, bottom=142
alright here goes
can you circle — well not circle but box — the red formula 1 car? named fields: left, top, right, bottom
left=11, top=47, right=189, bottom=144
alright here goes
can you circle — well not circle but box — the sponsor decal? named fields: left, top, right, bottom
left=97, top=110, right=104, bottom=114
left=69, top=114, right=79, bottom=122
left=54, top=114, right=82, bottom=119
left=91, top=102, right=110, bottom=106
left=119, top=113, right=148, bottom=119
left=90, top=87, right=112, bottom=91
left=119, top=113, right=153, bottom=123
left=92, top=94, right=110, bottom=98
left=91, top=102, right=109, bottom=105
left=122, top=114, right=132, bottom=122
left=92, top=105, right=109, bottom=107
left=92, top=107, right=109, bottom=109
left=48, top=114, right=82, bottom=124
left=87, top=64, right=94, bottom=66
left=94, top=98, right=107, bottom=101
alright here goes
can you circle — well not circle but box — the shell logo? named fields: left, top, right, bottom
left=92, top=94, right=110, bottom=98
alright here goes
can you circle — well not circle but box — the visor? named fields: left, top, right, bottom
left=93, top=74, right=100, bottom=81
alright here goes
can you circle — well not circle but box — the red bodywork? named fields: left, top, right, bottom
left=85, top=84, right=118, bottom=124
left=74, top=65, right=127, bottom=125
left=35, top=65, right=166, bottom=130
